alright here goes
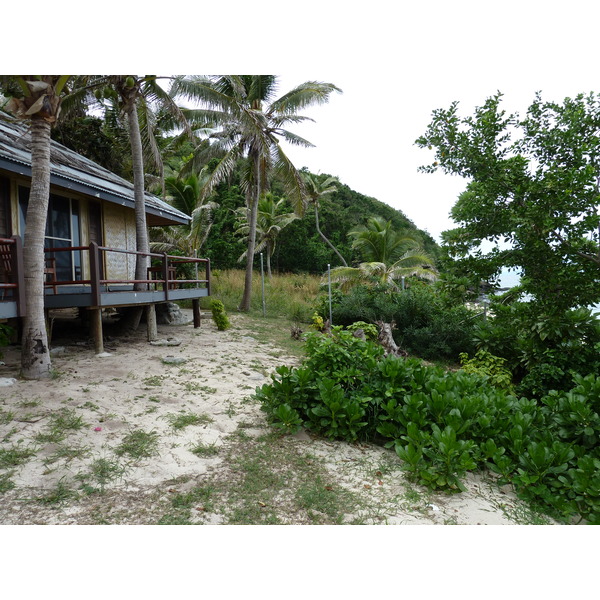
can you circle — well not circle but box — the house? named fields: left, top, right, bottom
left=0, top=116, right=210, bottom=348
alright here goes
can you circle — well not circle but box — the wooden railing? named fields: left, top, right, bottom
left=1, top=237, right=210, bottom=314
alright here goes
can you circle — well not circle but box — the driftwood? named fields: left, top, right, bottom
left=376, top=321, right=408, bottom=357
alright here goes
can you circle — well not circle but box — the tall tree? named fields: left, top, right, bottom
left=416, top=92, right=600, bottom=313
left=302, top=172, right=348, bottom=266
left=172, top=75, right=341, bottom=310
left=0, top=76, right=72, bottom=378
left=234, top=193, right=298, bottom=277
left=329, top=216, right=437, bottom=292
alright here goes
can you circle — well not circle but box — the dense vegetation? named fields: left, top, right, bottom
left=24, top=82, right=600, bottom=524
left=256, top=327, right=600, bottom=524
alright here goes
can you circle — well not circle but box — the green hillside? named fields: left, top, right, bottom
left=203, top=171, right=439, bottom=274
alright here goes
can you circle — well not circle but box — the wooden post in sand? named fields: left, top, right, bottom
left=89, top=243, right=104, bottom=354
left=90, top=307, right=104, bottom=354
left=192, top=299, right=201, bottom=328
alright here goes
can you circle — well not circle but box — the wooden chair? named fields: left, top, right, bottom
left=44, top=256, right=58, bottom=294
left=0, top=241, right=13, bottom=299
left=0, top=244, right=58, bottom=295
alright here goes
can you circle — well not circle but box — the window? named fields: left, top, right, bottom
left=0, top=176, right=10, bottom=238
left=18, top=186, right=82, bottom=281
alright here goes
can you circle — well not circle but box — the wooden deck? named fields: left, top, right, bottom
left=0, top=236, right=210, bottom=320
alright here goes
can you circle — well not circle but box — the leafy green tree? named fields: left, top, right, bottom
left=1, top=75, right=74, bottom=379
left=302, top=172, right=348, bottom=266
left=329, top=216, right=438, bottom=291
left=234, top=193, right=298, bottom=277
left=172, top=75, right=341, bottom=310
left=416, top=92, right=600, bottom=313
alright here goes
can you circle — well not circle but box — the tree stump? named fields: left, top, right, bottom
left=376, top=321, right=408, bottom=357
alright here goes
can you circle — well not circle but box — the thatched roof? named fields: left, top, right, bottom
left=0, top=116, right=189, bottom=226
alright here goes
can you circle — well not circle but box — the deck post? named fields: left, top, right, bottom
left=192, top=299, right=201, bottom=328
left=90, top=307, right=104, bottom=354
left=146, top=304, right=158, bottom=341
left=89, top=242, right=101, bottom=307
left=162, top=253, right=170, bottom=301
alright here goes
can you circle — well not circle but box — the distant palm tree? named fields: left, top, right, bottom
left=171, top=75, right=341, bottom=310
left=234, top=193, right=298, bottom=277
left=329, top=216, right=438, bottom=292
left=303, top=172, right=348, bottom=266
left=151, top=167, right=218, bottom=257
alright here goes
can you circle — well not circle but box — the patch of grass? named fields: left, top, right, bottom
left=42, top=444, right=91, bottom=467
left=0, top=472, right=15, bottom=494
left=16, top=399, right=40, bottom=409
left=0, top=408, right=15, bottom=425
left=0, top=445, right=36, bottom=469
left=142, top=375, right=165, bottom=388
left=79, top=457, right=127, bottom=494
left=35, top=409, right=88, bottom=444
left=37, top=479, right=78, bottom=505
left=295, top=473, right=358, bottom=524
left=158, top=485, right=215, bottom=525
left=190, top=442, right=220, bottom=457
left=115, top=430, right=160, bottom=460
left=166, top=412, right=213, bottom=431
left=198, top=432, right=364, bottom=525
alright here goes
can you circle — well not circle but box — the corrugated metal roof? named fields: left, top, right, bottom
left=0, top=117, right=190, bottom=226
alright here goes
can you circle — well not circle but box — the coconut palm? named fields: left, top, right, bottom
left=303, top=172, right=348, bottom=267
left=85, top=76, right=194, bottom=288
left=234, top=193, right=298, bottom=278
left=329, top=216, right=438, bottom=292
left=1, top=75, right=73, bottom=379
left=150, top=167, right=218, bottom=256
left=171, top=75, right=341, bottom=310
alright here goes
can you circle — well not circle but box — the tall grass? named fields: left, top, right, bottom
left=202, top=269, right=322, bottom=322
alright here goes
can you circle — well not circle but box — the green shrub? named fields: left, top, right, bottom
left=346, top=321, right=378, bottom=341
left=210, top=299, right=230, bottom=331
left=459, top=349, right=514, bottom=392
left=473, top=303, right=600, bottom=399
left=255, top=330, right=600, bottom=522
left=324, top=283, right=480, bottom=361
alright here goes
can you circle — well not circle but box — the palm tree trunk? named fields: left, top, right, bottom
left=239, top=157, right=261, bottom=311
left=21, top=119, right=52, bottom=379
left=123, top=95, right=155, bottom=335
left=125, top=99, right=149, bottom=287
left=314, top=205, right=348, bottom=267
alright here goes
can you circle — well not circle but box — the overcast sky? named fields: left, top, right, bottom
left=9, top=0, right=599, bottom=247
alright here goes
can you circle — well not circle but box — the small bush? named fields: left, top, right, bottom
left=210, top=299, right=230, bottom=331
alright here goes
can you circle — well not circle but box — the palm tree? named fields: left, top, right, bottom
left=91, top=77, right=193, bottom=286
left=150, top=167, right=218, bottom=256
left=234, top=193, right=298, bottom=278
left=1, top=75, right=73, bottom=379
left=329, top=216, right=438, bottom=292
left=302, top=172, right=348, bottom=266
left=171, top=75, right=341, bottom=311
